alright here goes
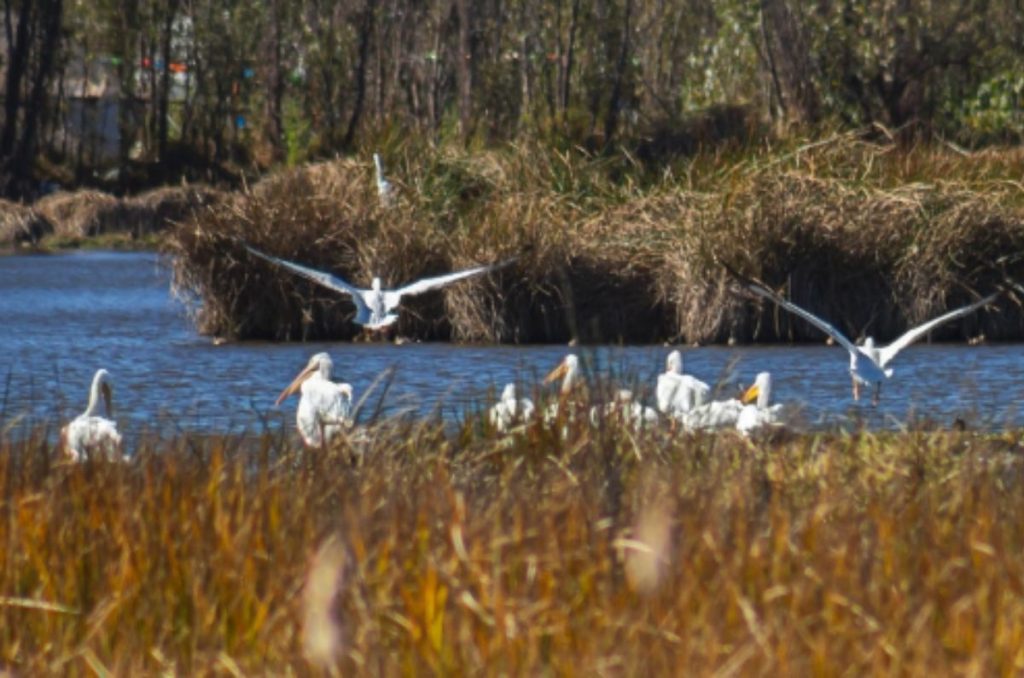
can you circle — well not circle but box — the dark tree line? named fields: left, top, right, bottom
left=1, top=0, right=1022, bottom=198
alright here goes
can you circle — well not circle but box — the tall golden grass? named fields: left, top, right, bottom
left=3, top=416, right=1024, bottom=673
left=167, top=137, right=1024, bottom=344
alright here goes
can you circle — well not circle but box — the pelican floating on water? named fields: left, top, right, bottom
left=656, top=350, right=710, bottom=416
left=277, top=352, right=353, bottom=448
left=744, top=281, right=998, bottom=404
left=61, top=369, right=123, bottom=462
left=589, top=389, right=659, bottom=431
left=246, top=245, right=512, bottom=335
left=543, top=353, right=584, bottom=425
left=736, top=371, right=784, bottom=436
left=489, top=383, right=535, bottom=432
left=373, top=152, right=394, bottom=206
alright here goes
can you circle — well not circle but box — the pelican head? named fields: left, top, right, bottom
left=276, top=352, right=335, bottom=405
left=371, top=277, right=383, bottom=292
left=665, top=350, right=682, bottom=374
left=862, top=336, right=876, bottom=350
left=500, top=383, right=517, bottom=402
left=544, top=354, right=580, bottom=393
left=741, top=372, right=772, bottom=409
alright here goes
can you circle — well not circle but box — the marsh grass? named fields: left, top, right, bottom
left=168, top=137, right=1024, bottom=344
left=4, top=409, right=1024, bottom=674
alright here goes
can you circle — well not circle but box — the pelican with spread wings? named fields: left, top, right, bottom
left=246, top=245, right=513, bottom=335
left=743, top=280, right=997, bottom=404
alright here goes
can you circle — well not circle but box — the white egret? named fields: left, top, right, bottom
left=373, top=152, right=394, bottom=206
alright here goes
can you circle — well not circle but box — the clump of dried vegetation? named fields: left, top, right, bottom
left=4, top=413, right=1024, bottom=673
left=23, top=185, right=225, bottom=247
left=166, top=135, right=1024, bottom=343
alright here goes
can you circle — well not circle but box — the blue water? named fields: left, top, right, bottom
left=1, top=251, right=1023, bottom=442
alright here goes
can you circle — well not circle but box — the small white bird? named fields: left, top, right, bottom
left=736, top=371, right=784, bottom=436
left=246, top=245, right=512, bottom=336
left=744, top=281, right=998, bottom=404
left=61, top=369, right=123, bottom=462
left=373, top=152, right=394, bottom=206
left=656, top=350, right=710, bottom=416
left=277, top=352, right=353, bottom=448
left=488, top=383, right=535, bottom=432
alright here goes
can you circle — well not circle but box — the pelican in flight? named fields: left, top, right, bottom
left=656, top=350, right=710, bottom=417
left=489, top=383, right=535, bottom=432
left=61, top=369, right=123, bottom=462
left=744, top=281, right=998, bottom=404
left=736, top=371, right=784, bottom=436
left=373, top=152, right=394, bottom=206
left=277, top=352, right=353, bottom=448
left=246, top=245, right=512, bottom=335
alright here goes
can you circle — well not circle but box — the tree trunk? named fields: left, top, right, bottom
left=759, top=0, right=820, bottom=125
left=343, top=0, right=375, bottom=149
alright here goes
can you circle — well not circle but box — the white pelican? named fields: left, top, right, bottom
left=736, top=371, right=784, bottom=436
left=61, top=369, right=123, bottom=462
left=373, top=152, right=394, bottom=206
left=246, top=245, right=512, bottom=334
left=656, top=350, right=710, bottom=416
left=676, top=397, right=745, bottom=432
left=543, top=353, right=584, bottom=425
left=488, top=383, right=535, bottom=432
left=745, top=281, right=998, bottom=404
left=277, top=352, right=353, bottom=448
left=589, top=388, right=659, bottom=431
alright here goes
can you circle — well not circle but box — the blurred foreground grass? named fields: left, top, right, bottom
left=3, top=417, right=1024, bottom=674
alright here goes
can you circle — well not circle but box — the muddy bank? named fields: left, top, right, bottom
left=167, top=142, right=1024, bottom=344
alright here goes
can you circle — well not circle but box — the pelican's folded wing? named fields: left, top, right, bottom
left=246, top=245, right=368, bottom=309
left=878, top=292, right=998, bottom=367
left=389, top=258, right=515, bottom=301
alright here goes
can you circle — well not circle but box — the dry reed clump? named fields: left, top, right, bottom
left=168, top=139, right=1024, bottom=344
left=33, top=190, right=121, bottom=238
left=5, top=418, right=1024, bottom=673
left=118, top=185, right=225, bottom=237
left=0, top=199, right=52, bottom=246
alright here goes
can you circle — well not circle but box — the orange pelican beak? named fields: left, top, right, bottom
left=544, top=360, right=568, bottom=385
left=276, top=363, right=318, bottom=405
left=741, top=383, right=759, bottom=405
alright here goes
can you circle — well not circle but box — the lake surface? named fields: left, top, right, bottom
left=2, top=251, right=1023, bottom=442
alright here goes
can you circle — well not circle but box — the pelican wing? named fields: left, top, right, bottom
left=877, top=292, right=997, bottom=367
left=746, top=282, right=859, bottom=354
left=246, top=246, right=370, bottom=315
left=389, top=259, right=513, bottom=302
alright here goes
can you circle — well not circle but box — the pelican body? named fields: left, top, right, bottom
left=489, top=383, right=535, bottom=432
left=246, top=245, right=512, bottom=334
left=745, top=281, right=997, bottom=404
left=656, top=350, right=710, bottom=416
left=278, top=353, right=353, bottom=448
left=736, top=371, right=784, bottom=436
left=61, top=369, right=123, bottom=462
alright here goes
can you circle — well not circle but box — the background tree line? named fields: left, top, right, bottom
left=1, top=0, right=1022, bottom=198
